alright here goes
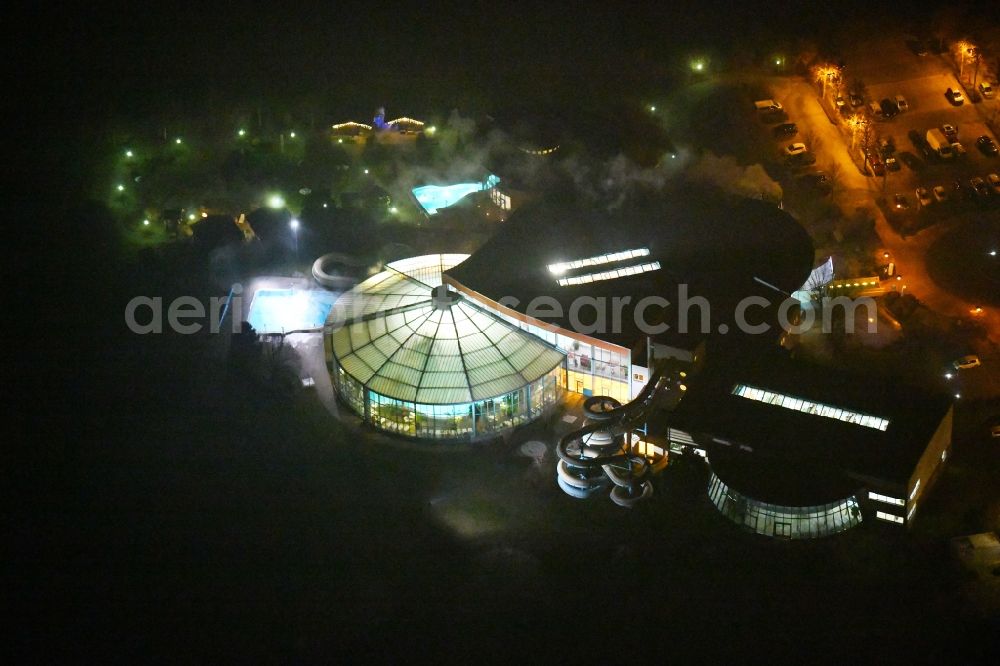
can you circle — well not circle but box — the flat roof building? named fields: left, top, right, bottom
left=666, top=347, right=953, bottom=536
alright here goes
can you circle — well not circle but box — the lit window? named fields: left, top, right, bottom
left=731, top=384, right=890, bottom=431
left=909, top=479, right=920, bottom=500
left=876, top=511, right=904, bottom=524
left=906, top=502, right=917, bottom=521
left=548, top=248, right=651, bottom=275
left=557, top=261, right=661, bottom=287
left=868, top=491, right=904, bottom=507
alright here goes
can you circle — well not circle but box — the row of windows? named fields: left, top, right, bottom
left=334, top=362, right=563, bottom=440
left=489, top=311, right=635, bottom=390
left=547, top=248, right=650, bottom=275
left=868, top=491, right=905, bottom=506
left=876, top=510, right=904, bottom=524
left=557, top=262, right=661, bottom=287
left=731, top=384, right=890, bottom=431
left=708, top=472, right=862, bottom=539
left=490, top=188, right=512, bottom=211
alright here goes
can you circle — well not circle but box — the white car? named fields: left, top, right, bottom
left=895, top=95, right=909, bottom=112
left=915, top=187, right=932, bottom=207
left=979, top=82, right=994, bottom=99
left=932, top=185, right=949, bottom=202
left=785, top=142, right=808, bottom=156
left=953, top=355, right=981, bottom=370
left=987, top=174, right=1000, bottom=196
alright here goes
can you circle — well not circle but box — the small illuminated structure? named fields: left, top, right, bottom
left=387, top=116, right=424, bottom=127
left=331, top=121, right=373, bottom=137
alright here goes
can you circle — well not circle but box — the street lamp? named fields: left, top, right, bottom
left=174, top=137, right=182, bottom=145
left=290, top=218, right=300, bottom=262
left=267, top=194, right=285, bottom=209
left=116, top=184, right=125, bottom=192
left=956, top=41, right=974, bottom=79
left=238, top=128, right=246, bottom=137
left=125, top=149, right=133, bottom=158
left=814, top=64, right=838, bottom=97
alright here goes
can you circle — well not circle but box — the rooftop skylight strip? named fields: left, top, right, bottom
left=731, top=384, right=890, bottom=431
left=547, top=248, right=650, bottom=275
left=556, top=261, right=661, bottom=287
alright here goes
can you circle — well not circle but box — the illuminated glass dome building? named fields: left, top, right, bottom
left=325, top=254, right=565, bottom=440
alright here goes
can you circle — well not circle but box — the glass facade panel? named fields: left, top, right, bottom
left=708, top=471, right=862, bottom=539
left=332, top=358, right=563, bottom=442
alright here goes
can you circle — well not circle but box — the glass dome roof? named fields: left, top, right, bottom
left=327, top=255, right=565, bottom=405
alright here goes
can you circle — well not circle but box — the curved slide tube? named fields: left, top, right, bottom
left=610, top=481, right=654, bottom=508
left=556, top=365, right=669, bottom=505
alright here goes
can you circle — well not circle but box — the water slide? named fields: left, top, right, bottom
left=555, top=365, right=670, bottom=505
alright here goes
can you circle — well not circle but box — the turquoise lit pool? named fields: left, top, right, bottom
left=248, top=289, right=338, bottom=334
left=412, top=174, right=499, bottom=215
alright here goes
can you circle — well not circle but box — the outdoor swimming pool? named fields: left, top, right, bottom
left=247, top=288, right=338, bottom=334
left=411, top=174, right=499, bottom=215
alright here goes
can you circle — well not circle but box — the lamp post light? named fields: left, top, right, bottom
left=290, top=218, right=300, bottom=262
left=815, top=65, right=838, bottom=97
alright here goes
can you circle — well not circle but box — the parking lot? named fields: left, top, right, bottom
left=845, top=37, right=1000, bottom=208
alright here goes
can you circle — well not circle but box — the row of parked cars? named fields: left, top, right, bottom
left=899, top=174, right=1000, bottom=210
left=756, top=100, right=819, bottom=169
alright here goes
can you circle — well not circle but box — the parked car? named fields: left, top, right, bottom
left=800, top=171, right=832, bottom=194
left=849, top=92, right=864, bottom=107
left=977, top=135, right=998, bottom=156
left=773, top=122, right=798, bottom=137
left=988, top=173, right=1000, bottom=195
left=991, top=423, right=1000, bottom=438
left=915, top=187, right=932, bottom=207
left=893, top=193, right=910, bottom=210
left=979, top=82, right=994, bottom=98
left=947, top=87, right=964, bottom=104
left=952, top=142, right=966, bottom=157
left=895, top=95, right=909, bottom=112
left=885, top=155, right=899, bottom=171
left=942, top=124, right=958, bottom=141
left=868, top=153, right=885, bottom=176
left=971, top=176, right=990, bottom=197
left=953, top=355, right=981, bottom=370
left=880, top=98, right=898, bottom=118
left=835, top=95, right=846, bottom=111
left=785, top=142, right=807, bottom=156
left=932, top=185, right=949, bottom=202
left=786, top=152, right=817, bottom=168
